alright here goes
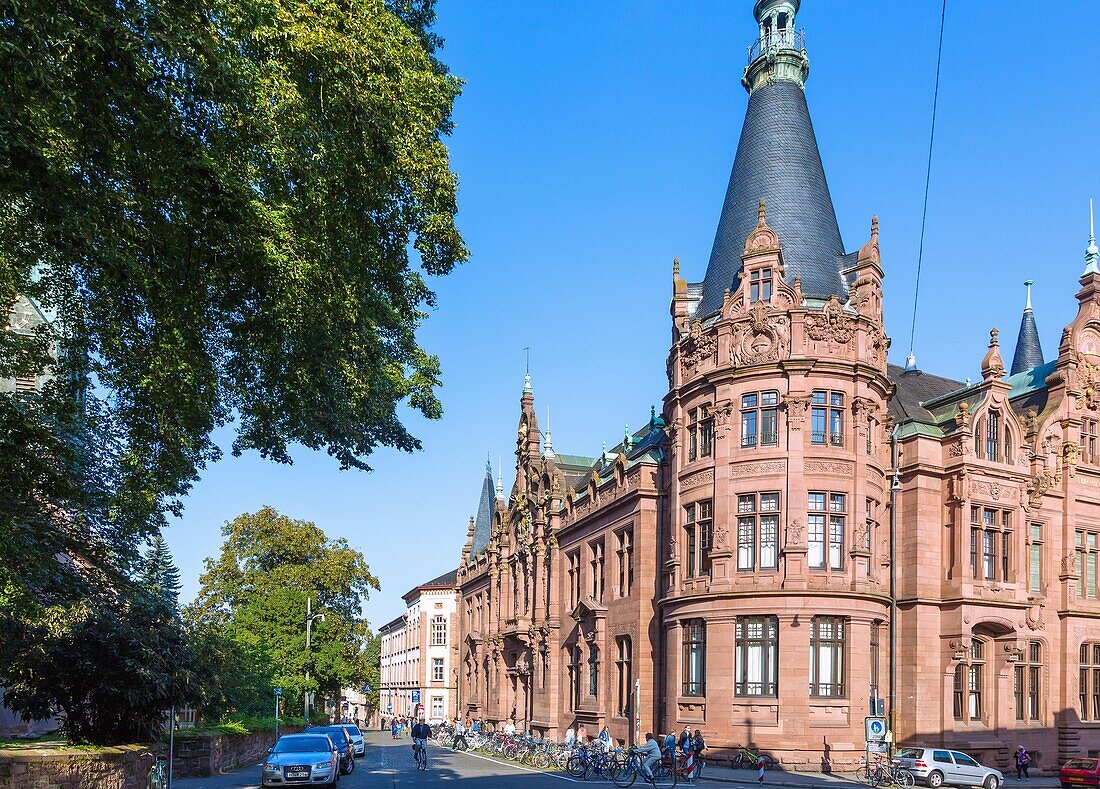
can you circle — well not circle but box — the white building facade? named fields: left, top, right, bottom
left=378, top=569, right=458, bottom=724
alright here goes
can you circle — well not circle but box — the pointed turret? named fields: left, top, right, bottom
left=698, top=0, right=848, bottom=316
left=471, top=460, right=495, bottom=554
left=1010, top=280, right=1044, bottom=375
left=1086, top=199, right=1099, bottom=276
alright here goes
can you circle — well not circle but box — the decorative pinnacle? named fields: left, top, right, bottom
left=990, top=328, right=1000, bottom=347
left=1024, top=280, right=1034, bottom=312
left=757, top=199, right=767, bottom=225
left=496, top=457, right=504, bottom=499
left=871, top=215, right=879, bottom=238
left=673, top=257, right=680, bottom=277
left=523, top=372, right=532, bottom=395
left=1087, top=199, right=1100, bottom=275
left=543, top=407, right=554, bottom=459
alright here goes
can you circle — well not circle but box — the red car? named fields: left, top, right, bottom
left=1061, top=758, right=1100, bottom=788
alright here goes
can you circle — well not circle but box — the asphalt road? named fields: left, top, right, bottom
left=175, top=730, right=606, bottom=789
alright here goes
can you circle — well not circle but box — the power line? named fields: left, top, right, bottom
left=908, top=0, right=949, bottom=358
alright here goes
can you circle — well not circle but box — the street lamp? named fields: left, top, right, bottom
left=304, top=596, right=326, bottom=722
left=888, top=426, right=901, bottom=752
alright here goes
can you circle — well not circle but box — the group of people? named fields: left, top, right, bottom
left=383, top=716, right=412, bottom=739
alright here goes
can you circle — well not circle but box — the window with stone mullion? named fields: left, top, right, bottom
left=809, top=616, right=845, bottom=697
left=738, top=493, right=780, bottom=571
left=735, top=615, right=778, bottom=697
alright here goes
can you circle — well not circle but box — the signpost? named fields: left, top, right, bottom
left=274, top=688, right=283, bottom=740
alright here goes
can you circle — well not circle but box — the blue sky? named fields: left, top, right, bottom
left=165, top=1, right=1100, bottom=629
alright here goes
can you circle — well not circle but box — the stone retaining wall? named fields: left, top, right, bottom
left=173, top=726, right=303, bottom=778
left=0, top=743, right=156, bottom=788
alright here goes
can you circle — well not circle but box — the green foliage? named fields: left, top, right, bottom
left=0, top=0, right=460, bottom=746
left=140, top=534, right=183, bottom=609
left=0, top=582, right=196, bottom=745
left=186, top=507, right=380, bottom=720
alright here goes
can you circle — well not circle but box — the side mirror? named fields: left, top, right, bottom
left=267, top=746, right=274, bottom=754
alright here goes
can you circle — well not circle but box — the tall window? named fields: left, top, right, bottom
left=588, top=644, right=600, bottom=697
left=1080, top=643, right=1100, bottom=721
left=1086, top=419, right=1099, bottom=465
left=811, top=390, right=845, bottom=446
left=1078, top=530, right=1099, bottom=599
left=567, top=550, right=581, bottom=608
left=735, top=615, right=778, bottom=696
left=616, top=528, right=635, bottom=597
left=590, top=539, right=605, bottom=603
left=432, top=657, right=444, bottom=682
left=1028, top=523, right=1043, bottom=593
left=1014, top=641, right=1041, bottom=721
left=616, top=637, right=633, bottom=716
left=954, top=640, right=985, bottom=722
left=749, top=268, right=772, bottom=303
left=568, top=645, right=582, bottom=711
left=741, top=391, right=779, bottom=448
left=970, top=506, right=1012, bottom=582
left=685, top=500, right=713, bottom=577
left=985, top=410, right=1001, bottom=461
left=870, top=621, right=881, bottom=699
left=432, top=696, right=444, bottom=718
left=682, top=620, right=706, bottom=696
left=808, top=492, right=845, bottom=570
left=431, top=615, right=447, bottom=646
left=809, top=616, right=845, bottom=697
left=737, top=492, right=780, bottom=570
left=687, top=408, right=713, bottom=460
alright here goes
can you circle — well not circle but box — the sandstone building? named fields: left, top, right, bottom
left=433, top=0, right=1100, bottom=773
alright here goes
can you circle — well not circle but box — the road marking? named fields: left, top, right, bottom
left=446, top=748, right=623, bottom=784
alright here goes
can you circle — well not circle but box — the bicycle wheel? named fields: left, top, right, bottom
left=652, top=761, right=680, bottom=788
left=758, top=755, right=775, bottom=769
left=566, top=754, right=587, bottom=778
left=612, top=763, right=638, bottom=788
left=894, top=769, right=915, bottom=788
left=533, top=750, right=552, bottom=770
left=732, top=752, right=745, bottom=769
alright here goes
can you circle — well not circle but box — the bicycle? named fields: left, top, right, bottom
left=413, top=741, right=428, bottom=771
left=666, top=751, right=705, bottom=783
left=869, top=760, right=914, bottom=787
left=613, top=748, right=678, bottom=788
left=146, top=754, right=167, bottom=789
left=731, top=746, right=774, bottom=770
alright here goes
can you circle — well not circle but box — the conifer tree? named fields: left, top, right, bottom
left=140, top=533, right=182, bottom=609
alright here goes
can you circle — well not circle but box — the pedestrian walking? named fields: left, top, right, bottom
left=1015, top=747, right=1031, bottom=780
left=565, top=726, right=575, bottom=748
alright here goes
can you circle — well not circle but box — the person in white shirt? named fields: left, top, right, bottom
left=565, top=727, right=576, bottom=748
left=503, top=719, right=516, bottom=736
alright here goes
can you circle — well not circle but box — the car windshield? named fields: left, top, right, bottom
left=1066, top=760, right=1098, bottom=770
left=274, top=736, right=331, bottom=754
left=312, top=728, right=347, bottom=745
left=896, top=749, right=923, bottom=759
left=344, top=725, right=362, bottom=736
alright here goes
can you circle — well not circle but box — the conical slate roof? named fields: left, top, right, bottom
left=471, top=461, right=495, bottom=554
left=697, top=80, right=849, bottom=317
left=1011, top=308, right=1043, bottom=376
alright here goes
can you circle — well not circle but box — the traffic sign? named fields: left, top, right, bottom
left=274, top=687, right=283, bottom=696
left=865, top=716, right=887, bottom=743
left=411, top=690, right=421, bottom=704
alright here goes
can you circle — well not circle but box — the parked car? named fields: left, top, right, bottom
left=1061, top=757, right=1100, bottom=788
left=895, top=747, right=1004, bottom=789
left=340, top=724, right=365, bottom=757
left=262, top=733, right=339, bottom=787
left=306, top=726, right=355, bottom=775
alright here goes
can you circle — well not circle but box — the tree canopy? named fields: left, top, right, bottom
left=187, top=507, right=380, bottom=718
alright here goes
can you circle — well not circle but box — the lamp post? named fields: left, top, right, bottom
left=304, top=596, right=326, bottom=723
left=888, top=426, right=901, bottom=752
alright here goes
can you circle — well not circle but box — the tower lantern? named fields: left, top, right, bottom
left=745, top=0, right=808, bottom=93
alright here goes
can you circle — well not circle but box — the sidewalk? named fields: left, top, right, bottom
left=695, top=762, right=1062, bottom=789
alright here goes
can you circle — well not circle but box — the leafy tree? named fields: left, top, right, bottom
left=187, top=507, right=380, bottom=717
left=140, top=533, right=183, bottom=609
left=0, top=0, right=461, bottom=744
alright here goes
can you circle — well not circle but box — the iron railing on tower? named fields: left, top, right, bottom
left=747, top=28, right=806, bottom=63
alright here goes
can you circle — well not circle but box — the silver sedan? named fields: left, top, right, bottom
left=262, top=733, right=340, bottom=787
left=895, top=747, right=1004, bottom=789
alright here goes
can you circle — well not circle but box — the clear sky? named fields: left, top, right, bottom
left=165, top=1, right=1100, bottom=630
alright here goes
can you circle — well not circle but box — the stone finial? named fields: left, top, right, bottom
left=742, top=198, right=780, bottom=255
left=672, top=256, right=687, bottom=297
left=981, top=328, right=1006, bottom=380
left=1086, top=199, right=1099, bottom=275
left=757, top=198, right=767, bottom=225
left=858, top=215, right=880, bottom=264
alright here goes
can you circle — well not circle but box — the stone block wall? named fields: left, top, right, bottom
left=173, top=725, right=302, bottom=778
left=0, top=743, right=155, bottom=788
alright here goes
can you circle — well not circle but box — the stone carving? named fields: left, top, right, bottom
left=1025, top=602, right=1046, bottom=631
left=806, top=297, right=856, bottom=346
left=805, top=460, right=854, bottom=475
left=1026, top=471, right=1059, bottom=510
left=731, top=460, right=786, bottom=477
left=1062, top=553, right=1079, bottom=576
left=1079, top=362, right=1100, bottom=411
left=681, top=469, right=714, bottom=489
left=785, top=396, right=811, bottom=429
left=785, top=518, right=806, bottom=548
left=869, top=327, right=890, bottom=368
left=852, top=397, right=876, bottom=421
left=729, top=303, right=791, bottom=366
left=713, top=525, right=729, bottom=550
left=680, top=321, right=717, bottom=375
left=1064, top=441, right=1082, bottom=477
left=852, top=523, right=870, bottom=551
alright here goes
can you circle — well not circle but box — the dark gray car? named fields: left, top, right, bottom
left=262, top=733, right=339, bottom=787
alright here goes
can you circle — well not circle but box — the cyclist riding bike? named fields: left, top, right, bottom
left=411, top=719, right=432, bottom=766
left=636, top=732, right=663, bottom=781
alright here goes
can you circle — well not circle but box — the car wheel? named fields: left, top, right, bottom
left=927, top=771, right=945, bottom=788
left=984, top=776, right=999, bottom=789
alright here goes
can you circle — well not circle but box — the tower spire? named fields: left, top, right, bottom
left=496, top=457, right=504, bottom=500
left=543, top=406, right=554, bottom=459
left=1011, top=280, right=1044, bottom=375
left=1086, top=199, right=1099, bottom=275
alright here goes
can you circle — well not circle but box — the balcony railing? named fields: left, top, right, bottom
left=747, top=28, right=805, bottom=63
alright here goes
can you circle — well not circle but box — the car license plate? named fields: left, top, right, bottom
left=287, top=769, right=309, bottom=778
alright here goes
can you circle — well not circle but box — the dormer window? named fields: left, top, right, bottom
left=750, top=268, right=773, bottom=303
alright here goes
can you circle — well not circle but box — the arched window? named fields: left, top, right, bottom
left=986, top=410, right=1001, bottom=462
